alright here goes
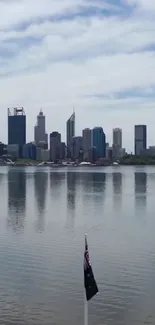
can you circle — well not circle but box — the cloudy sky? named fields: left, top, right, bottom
left=0, top=0, right=155, bottom=151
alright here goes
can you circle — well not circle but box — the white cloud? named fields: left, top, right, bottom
left=0, top=0, right=155, bottom=150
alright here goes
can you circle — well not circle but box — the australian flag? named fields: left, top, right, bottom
left=84, top=235, right=98, bottom=301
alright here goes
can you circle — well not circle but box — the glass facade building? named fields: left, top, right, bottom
left=92, top=127, right=106, bottom=158
left=8, top=107, right=26, bottom=158
left=66, top=112, right=75, bottom=147
left=134, top=125, right=147, bottom=156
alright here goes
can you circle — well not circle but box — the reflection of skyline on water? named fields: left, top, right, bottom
left=2, top=166, right=155, bottom=325
left=91, top=173, right=106, bottom=207
left=50, top=172, right=65, bottom=196
left=66, top=172, right=77, bottom=212
left=92, top=172, right=106, bottom=193
left=7, top=169, right=26, bottom=230
left=34, top=171, right=48, bottom=232
left=135, top=172, right=147, bottom=211
left=112, top=173, right=122, bottom=208
left=0, top=172, right=4, bottom=186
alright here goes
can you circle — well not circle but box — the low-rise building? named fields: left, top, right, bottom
left=41, top=149, right=50, bottom=161
left=7, top=144, right=19, bottom=159
left=23, top=142, right=36, bottom=160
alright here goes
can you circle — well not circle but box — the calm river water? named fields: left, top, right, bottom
left=0, top=166, right=155, bottom=325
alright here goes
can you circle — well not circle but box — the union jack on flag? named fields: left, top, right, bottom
left=84, top=235, right=98, bottom=301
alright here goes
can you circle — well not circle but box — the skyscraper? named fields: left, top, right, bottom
left=82, top=128, right=91, bottom=153
left=70, top=136, right=83, bottom=161
left=66, top=112, right=75, bottom=147
left=34, top=109, right=48, bottom=146
left=113, top=128, right=122, bottom=148
left=8, top=107, right=26, bottom=158
left=134, top=125, right=147, bottom=156
left=92, top=127, right=106, bottom=158
left=50, top=132, right=61, bottom=162
left=112, top=128, right=122, bottom=159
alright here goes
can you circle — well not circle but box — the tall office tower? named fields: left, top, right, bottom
left=70, top=136, right=83, bottom=161
left=34, top=109, right=48, bottom=146
left=8, top=107, right=26, bottom=158
left=113, top=128, right=122, bottom=148
left=92, top=127, right=106, bottom=158
left=82, top=128, right=91, bottom=152
left=112, top=128, right=122, bottom=159
left=134, top=125, right=147, bottom=156
left=50, top=132, right=61, bottom=162
left=66, top=112, right=75, bottom=147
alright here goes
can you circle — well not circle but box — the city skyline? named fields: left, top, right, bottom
left=5, top=108, right=155, bottom=153
left=0, top=1, right=155, bottom=150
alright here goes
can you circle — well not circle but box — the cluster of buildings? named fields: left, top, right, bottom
left=0, top=107, right=153, bottom=163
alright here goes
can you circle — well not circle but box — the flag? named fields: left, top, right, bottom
left=84, top=235, right=98, bottom=301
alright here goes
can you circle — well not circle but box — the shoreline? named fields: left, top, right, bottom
left=0, top=163, right=155, bottom=168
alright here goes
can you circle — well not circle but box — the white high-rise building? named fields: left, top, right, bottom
left=112, top=128, right=123, bottom=159
left=34, top=109, right=48, bottom=145
left=113, top=128, right=122, bottom=148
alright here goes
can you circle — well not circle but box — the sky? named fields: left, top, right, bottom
left=0, top=0, right=155, bottom=151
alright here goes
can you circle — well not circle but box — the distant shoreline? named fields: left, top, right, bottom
left=1, top=163, right=155, bottom=168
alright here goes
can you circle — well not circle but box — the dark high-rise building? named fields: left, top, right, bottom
left=70, top=136, right=83, bottom=161
left=50, top=132, right=61, bottom=162
left=134, top=125, right=147, bottom=156
left=8, top=107, right=26, bottom=157
left=92, top=127, right=106, bottom=158
left=66, top=112, right=75, bottom=147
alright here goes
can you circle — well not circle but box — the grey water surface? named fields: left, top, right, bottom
left=0, top=166, right=155, bottom=325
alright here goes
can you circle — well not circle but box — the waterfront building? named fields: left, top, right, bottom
left=106, top=146, right=113, bottom=160
left=23, top=142, right=36, bottom=160
left=34, top=109, right=48, bottom=146
left=0, top=142, right=5, bottom=157
left=113, top=128, right=122, bottom=148
left=36, top=141, right=48, bottom=150
left=66, top=112, right=75, bottom=147
left=7, top=144, right=19, bottom=159
left=66, top=112, right=75, bottom=158
left=8, top=107, right=26, bottom=158
left=134, top=125, right=147, bottom=156
left=82, top=128, right=91, bottom=153
left=60, top=142, right=66, bottom=160
left=112, top=128, right=122, bottom=159
left=41, top=149, right=50, bottom=161
left=70, top=136, right=83, bottom=161
left=92, top=127, right=106, bottom=158
left=50, top=132, right=61, bottom=162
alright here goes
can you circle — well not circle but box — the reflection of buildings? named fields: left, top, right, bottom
left=82, top=172, right=106, bottom=216
left=92, top=172, right=106, bottom=194
left=67, top=172, right=77, bottom=212
left=50, top=172, right=65, bottom=193
left=34, top=171, right=48, bottom=232
left=135, top=172, right=147, bottom=210
left=7, top=170, right=26, bottom=230
left=113, top=173, right=122, bottom=194
left=112, top=172, right=122, bottom=208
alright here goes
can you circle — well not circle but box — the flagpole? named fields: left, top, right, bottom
left=83, top=234, right=98, bottom=325
left=84, top=234, right=88, bottom=325
left=84, top=289, right=88, bottom=325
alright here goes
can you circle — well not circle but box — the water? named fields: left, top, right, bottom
left=0, top=166, right=155, bottom=325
